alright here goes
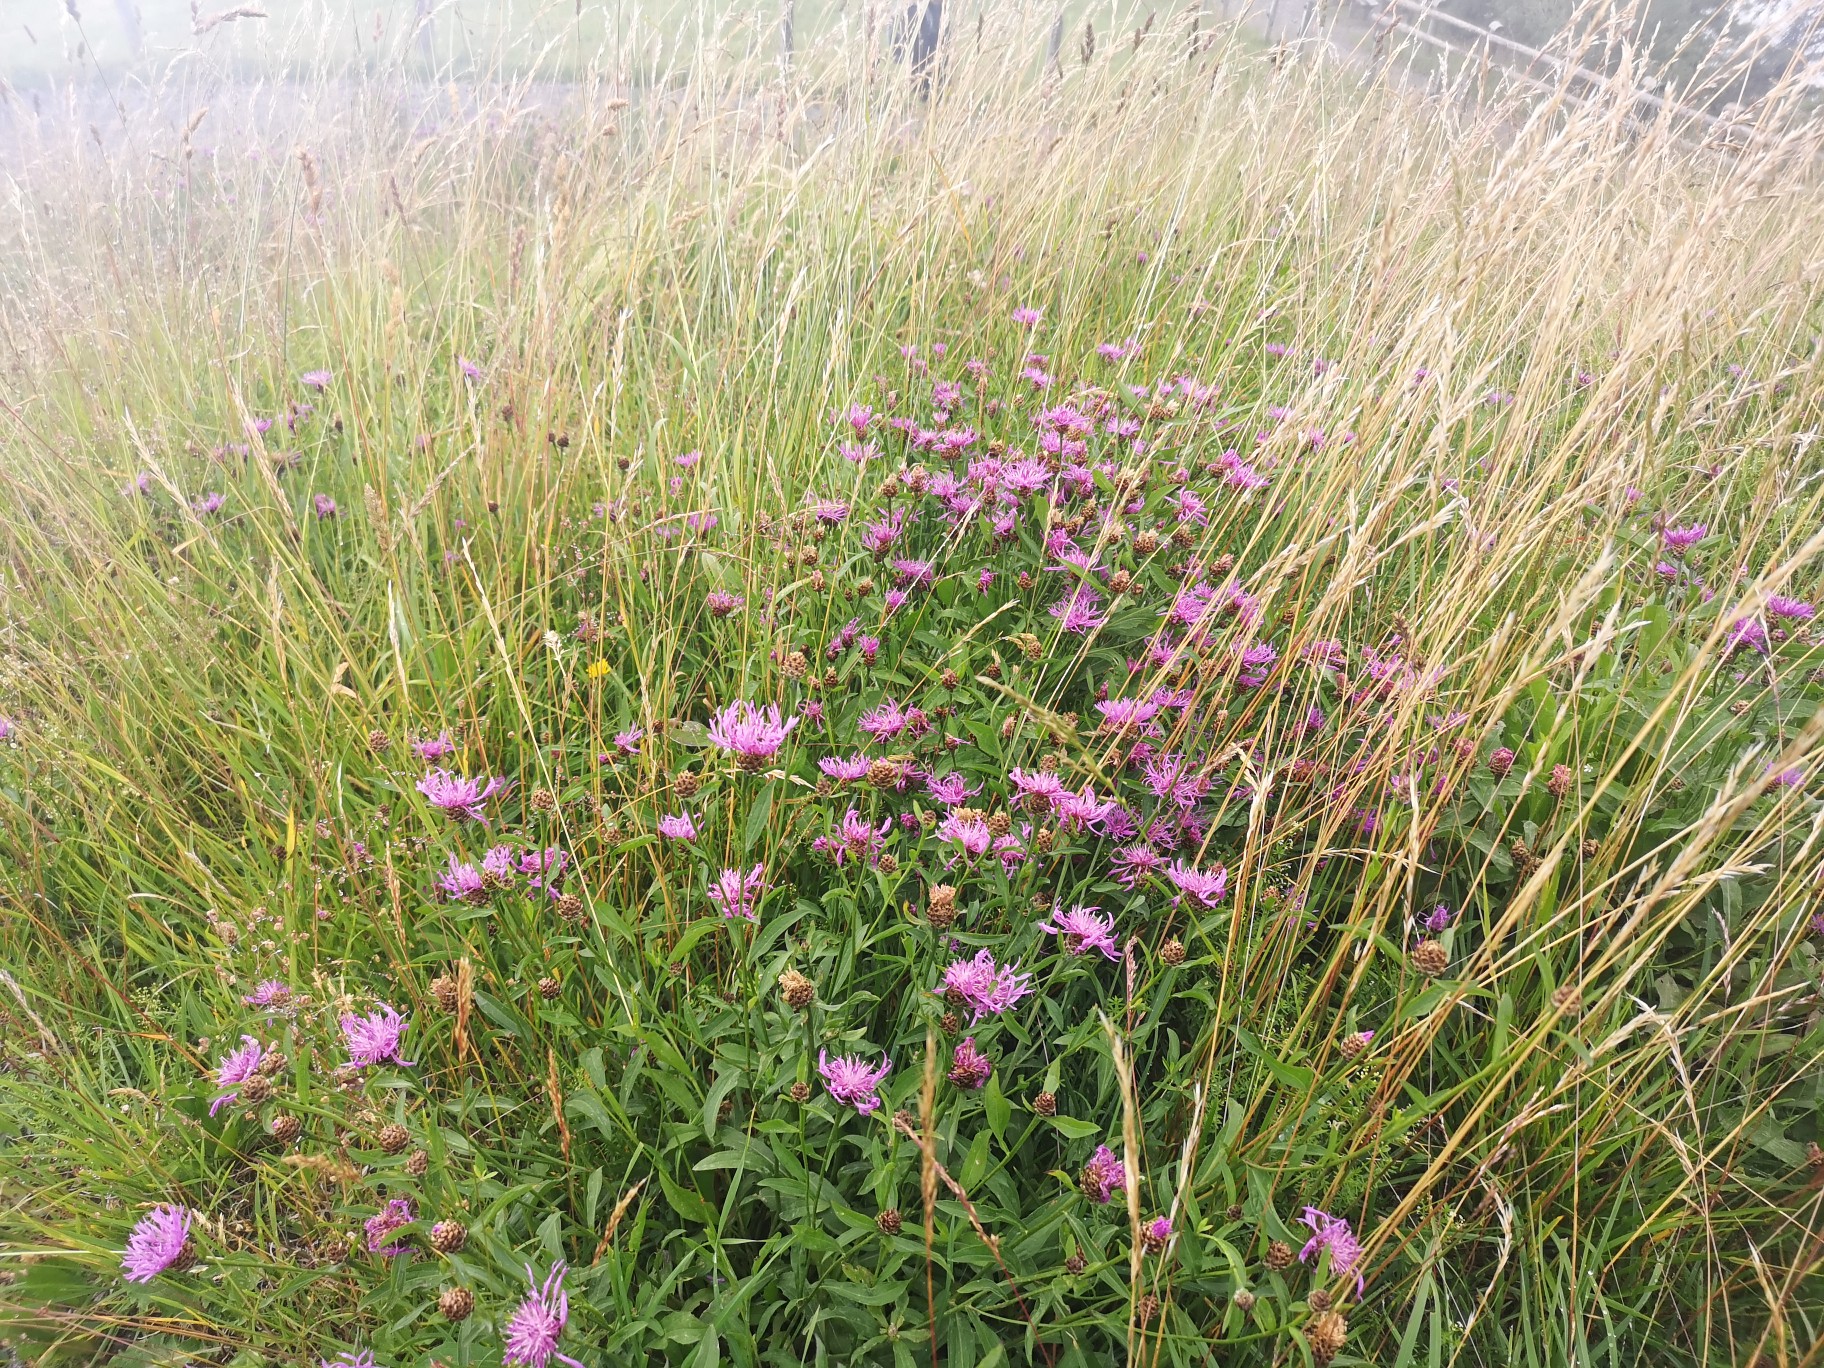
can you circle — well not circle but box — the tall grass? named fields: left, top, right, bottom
left=1, top=4, right=1822, bottom=1365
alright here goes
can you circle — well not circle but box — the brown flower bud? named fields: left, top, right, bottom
left=1064, top=1252, right=1087, bottom=1275
left=377, top=1124, right=410, bottom=1155
left=367, top=728, right=390, bottom=754
left=1033, top=1091, right=1058, bottom=1116
left=405, top=1149, right=429, bottom=1177
left=1308, top=1288, right=1333, bottom=1313
left=778, top=969, right=815, bottom=1010
left=1033, top=827, right=1055, bottom=854
left=939, top=1011, right=959, bottom=1035
left=1137, top=1293, right=1160, bottom=1323
left=1548, top=763, right=1573, bottom=799
left=789, top=1081, right=812, bottom=1103
left=1225, top=1203, right=1244, bottom=1221
left=1265, top=1239, right=1294, bottom=1270
left=438, top=1286, right=474, bottom=1321
left=1133, top=529, right=1160, bottom=555
left=555, top=893, right=585, bottom=923
left=269, top=1113, right=303, bottom=1145
left=531, top=788, right=558, bottom=813
left=782, top=651, right=809, bottom=680
left=986, top=811, right=1012, bottom=837
left=1411, top=940, right=1449, bottom=977
left=1552, top=983, right=1582, bottom=1014
left=1160, top=938, right=1186, bottom=966
left=867, top=758, right=904, bottom=789
left=941, top=668, right=960, bottom=689
left=876, top=1208, right=903, bottom=1236
left=238, top=1074, right=274, bottom=1106
left=1308, top=1310, right=1347, bottom=1365
left=674, top=769, right=702, bottom=798
left=1231, top=1288, right=1256, bottom=1313
left=430, top=1220, right=468, bottom=1253
left=927, top=884, right=959, bottom=928
left=538, top=976, right=561, bottom=1001
left=1339, top=1031, right=1370, bottom=1061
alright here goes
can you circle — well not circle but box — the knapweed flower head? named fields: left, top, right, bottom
left=364, top=1197, right=416, bottom=1256
left=1768, top=594, right=1815, bottom=621
left=436, top=856, right=485, bottom=902
left=416, top=769, right=505, bottom=822
left=707, top=701, right=799, bottom=771
left=242, top=979, right=292, bottom=1010
left=947, top=1037, right=994, bottom=1089
left=503, top=1262, right=586, bottom=1368
left=657, top=812, right=698, bottom=840
left=300, top=368, right=333, bottom=391
left=819, top=753, right=871, bottom=782
left=313, top=493, right=338, bottom=519
left=1661, top=522, right=1707, bottom=556
left=1166, top=859, right=1229, bottom=908
left=940, top=948, right=1034, bottom=1021
left=122, top=1204, right=194, bottom=1282
left=1143, top=1215, right=1174, bottom=1252
left=708, top=863, right=767, bottom=921
left=1038, top=904, right=1120, bottom=960
left=210, top=1035, right=267, bottom=1115
left=413, top=731, right=456, bottom=761
left=1298, top=1206, right=1365, bottom=1294
left=613, top=726, right=642, bottom=755
left=518, top=847, right=569, bottom=888
left=321, top=1353, right=377, bottom=1368
left=818, top=1049, right=891, bottom=1115
left=1080, top=1145, right=1127, bottom=1203
left=926, top=771, right=983, bottom=805
left=341, top=1004, right=414, bottom=1069
left=1424, top=903, right=1455, bottom=932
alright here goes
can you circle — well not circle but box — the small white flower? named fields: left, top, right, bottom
left=543, top=630, right=562, bottom=654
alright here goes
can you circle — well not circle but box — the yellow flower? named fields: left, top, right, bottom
left=586, top=659, right=611, bottom=679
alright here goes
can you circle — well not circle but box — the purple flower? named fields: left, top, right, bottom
left=819, top=754, right=872, bottom=782
left=1166, top=860, right=1229, bottom=909
left=613, top=726, right=642, bottom=755
left=122, top=1205, right=193, bottom=1282
left=708, top=864, right=767, bottom=921
left=1143, top=1215, right=1174, bottom=1250
left=1011, top=306, right=1042, bottom=327
left=340, top=1004, right=414, bottom=1069
left=482, top=845, right=517, bottom=883
left=413, top=731, right=457, bottom=761
left=504, top=1262, right=586, bottom=1368
left=313, top=494, right=338, bottom=519
left=947, top=1037, right=994, bottom=1089
left=1769, top=594, right=1815, bottom=621
left=301, top=369, right=333, bottom=391
left=1726, top=617, right=1770, bottom=656
left=1056, top=784, right=1118, bottom=833
left=1008, top=767, right=1067, bottom=812
left=707, top=701, right=799, bottom=771
left=1095, top=698, right=1161, bottom=732
left=457, top=356, right=484, bottom=381
left=1038, top=904, right=1120, bottom=961
left=438, top=856, right=487, bottom=902
left=1424, top=903, right=1454, bottom=932
left=859, top=698, right=908, bottom=741
left=242, top=979, right=292, bottom=1009
left=518, top=847, right=568, bottom=888
left=926, top=771, right=982, bottom=805
left=706, top=590, right=745, bottom=617
left=193, top=492, right=227, bottom=515
left=321, top=1353, right=378, bottom=1368
left=937, top=811, right=993, bottom=862
left=1080, top=1145, right=1127, bottom=1204
left=1049, top=584, right=1108, bottom=634
left=940, top=949, right=1033, bottom=1021
left=1297, top=1206, right=1365, bottom=1294
left=364, top=1197, right=415, bottom=1256
left=657, top=812, right=698, bottom=840
left=416, top=769, right=506, bottom=822
left=818, top=1049, right=892, bottom=1115
left=209, top=1035, right=268, bottom=1116
left=1662, top=523, right=1707, bottom=556
left=1110, top=843, right=1165, bottom=888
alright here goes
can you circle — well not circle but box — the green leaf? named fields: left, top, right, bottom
left=743, top=782, right=776, bottom=851
left=657, top=1166, right=718, bottom=1227
left=983, top=1071, right=1010, bottom=1142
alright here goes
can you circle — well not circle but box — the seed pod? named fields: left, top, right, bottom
left=438, top=1286, right=475, bottom=1322
left=939, top=1011, right=959, bottom=1035
left=1308, top=1311, right=1347, bottom=1365
left=430, top=1220, right=469, bottom=1254
left=1231, top=1288, right=1256, bottom=1313
left=1133, top=529, right=1160, bottom=555
left=1309, top=1288, right=1333, bottom=1312
left=430, top=975, right=459, bottom=1013
left=927, top=884, right=958, bottom=929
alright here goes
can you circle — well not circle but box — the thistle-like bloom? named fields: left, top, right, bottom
left=341, top=1004, right=414, bottom=1069
left=416, top=769, right=506, bottom=822
left=313, top=493, right=338, bottom=519
left=1297, top=1207, right=1365, bottom=1294
left=364, top=1197, right=415, bottom=1256
left=1056, top=784, right=1118, bottom=833
left=1008, top=767, right=1067, bottom=812
left=321, top=1352, right=378, bottom=1368
left=937, top=811, right=993, bottom=862
left=518, top=847, right=569, bottom=888
left=1095, top=698, right=1161, bottom=732
left=413, top=731, right=456, bottom=761
left=1080, top=1145, right=1127, bottom=1204
left=1049, top=583, right=1108, bottom=634
left=1143, top=1215, right=1174, bottom=1251
left=436, top=857, right=486, bottom=902
left=1661, top=523, right=1706, bottom=556
left=657, top=812, right=698, bottom=840
left=1424, top=903, right=1455, bottom=932
left=705, top=590, right=744, bottom=617
left=1038, top=905, right=1120, bottom=961
left=1011, top=305, right=1042, bottom=326
left=708, top=864, right=767, bottom=921
left=242, top=979, right=292, bottom=1009
left=947, top=1037, right=993, bottom=1089
left=829, top=808, right=892, bottom=865
left=301, top=369, right=333, bottom=391
left=1726, top=617, right=1770, bottom=655
left=503, top=1262, right=586, bottom=1368
left=193, top=492, right=226, bottom=515
left=941, top=949, right=1034, bottom=1021
left=707, top=701, right=799, bottom=771
left=1769, top=594, right=1816, bottom=621
left=122, top=1205, right=193, bottom=1282
left=613, top=726, right=642, bottom=755
left=926, top=771, right=983, bottom=805
left=819, top=753, right=872, bottom=782
left=481, top=845, right=518, bottom=884
left=1110, top=843, right=1165, bottom=888
left=818, top=1049, right=892, bottom=1115
left=858, top=697, right=908, bottom=741
left=210, top=1035, right=266, bottom=1116
left=1166, top=860, right=1229, bottom=909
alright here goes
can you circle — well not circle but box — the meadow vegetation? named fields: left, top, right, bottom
left=1, top=4, right=1823, bottom=1365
